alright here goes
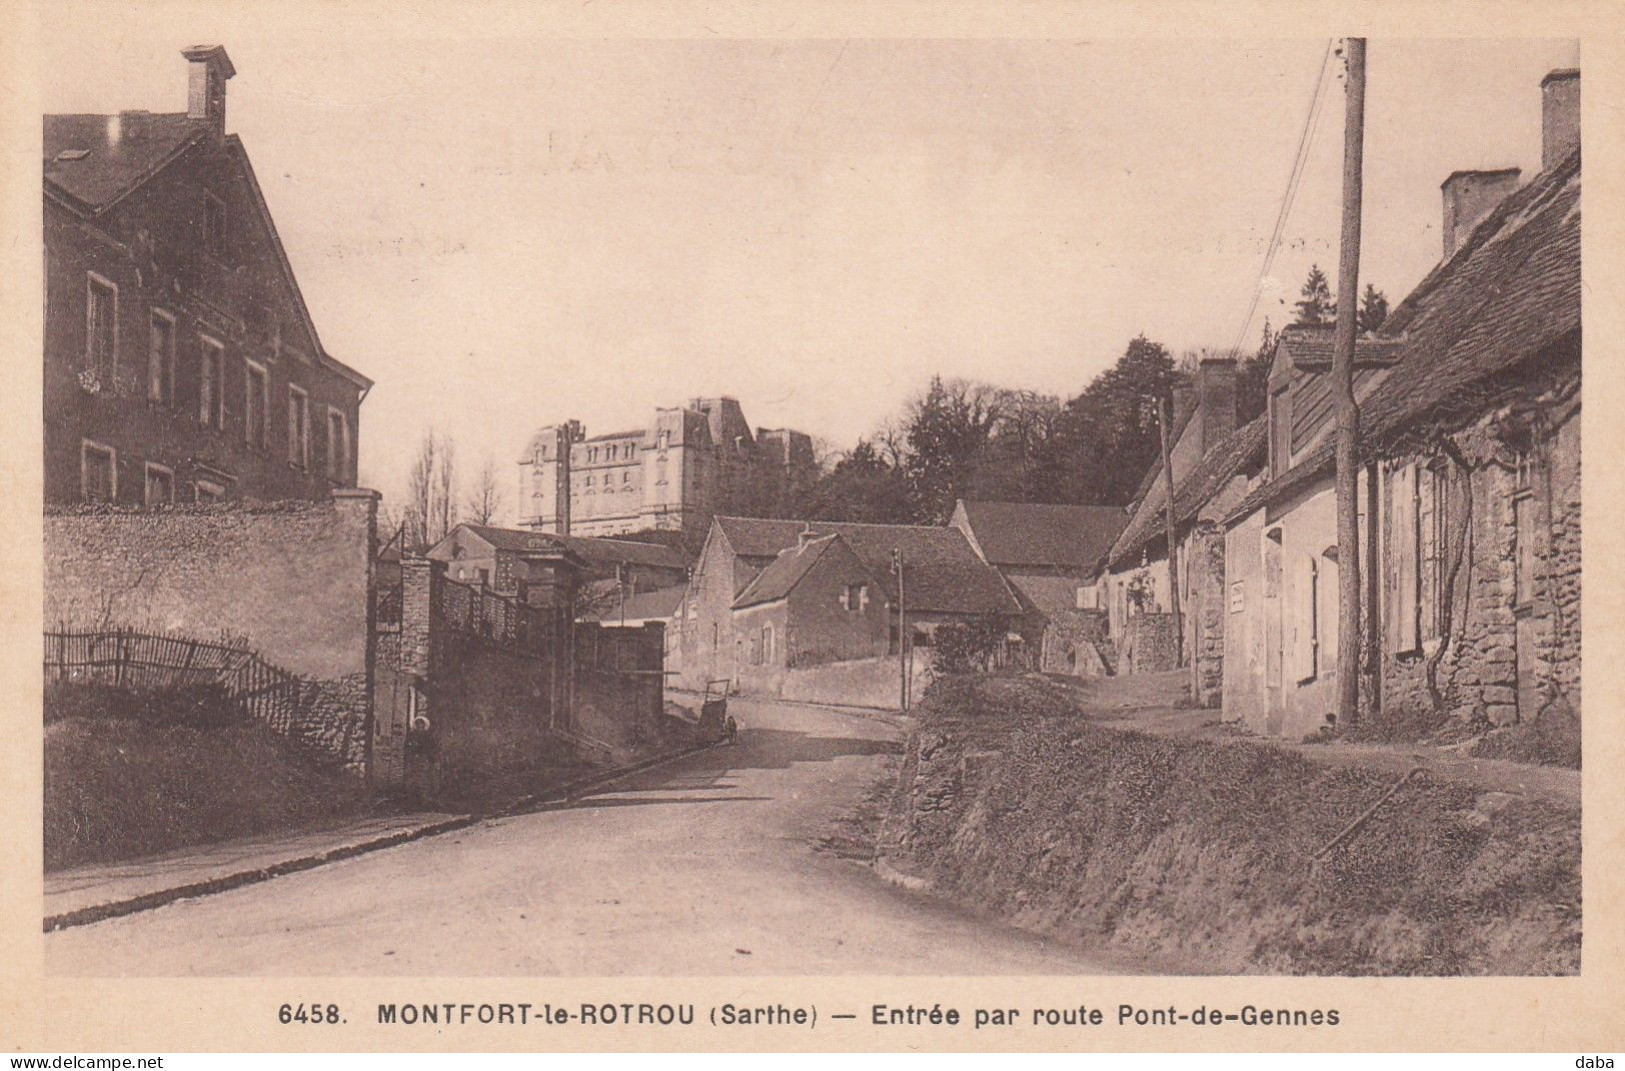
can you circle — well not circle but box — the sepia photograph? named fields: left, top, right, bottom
left=6, top=0, right=1622, bottom=1057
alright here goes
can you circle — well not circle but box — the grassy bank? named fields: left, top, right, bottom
left=879, top=676, right=1580, bottom=976
left=45, top=683, right=377, bottom=870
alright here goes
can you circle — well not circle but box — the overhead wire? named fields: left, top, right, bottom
left=1225, top=39, right=1339, bottom=363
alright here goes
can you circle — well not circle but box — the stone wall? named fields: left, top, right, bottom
left=45, top=492, right=378, bottom=679
left=1185, top=524, right=1228, bottom=707
left=1038, top=610, right=1108, bottom=676
left=377, top=558, right=669, bottom=792
left=1380, top=389, right=1579, bottom=732
left=45, top=492, right=378, bottom=773
left=1119, top=612, right=1178, bottom=675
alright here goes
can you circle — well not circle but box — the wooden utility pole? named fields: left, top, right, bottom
left=1157, top=395, right=1183, bottom=664
left=1333, top=38, right=1367, bottom=726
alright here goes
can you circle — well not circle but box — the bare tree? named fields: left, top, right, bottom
left=433, top=431, right=458, bottom=546
left=465, top=455, right=506, bottom=526
left=404, top=431, right=437, bottom=552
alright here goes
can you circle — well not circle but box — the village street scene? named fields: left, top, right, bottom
left=40, top=33, right=1580, bottom=978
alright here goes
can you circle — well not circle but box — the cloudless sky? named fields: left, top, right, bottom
left=37, top=8, right=1578, bottom=517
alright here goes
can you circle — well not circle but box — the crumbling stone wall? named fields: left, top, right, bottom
left=1185, top=524, right=1228, bottom=707
left=1119, top=612, right=1178, bottom=675
left=1380, top=386, right=1579, bottom=732
left=1038, top=610, right=1108, bottom=676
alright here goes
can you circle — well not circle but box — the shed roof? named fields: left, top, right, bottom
left=952, top=500, right=1128, bottom=571
left=449, top=524, right=691, bottom=570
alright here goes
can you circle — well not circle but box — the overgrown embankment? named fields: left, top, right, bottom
left=878, top=676, right=1580, bottom=976
left=45, top=682, right=378, bottom=871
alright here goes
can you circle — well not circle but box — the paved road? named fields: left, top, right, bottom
left=47, top=698, right=1111, bottom=976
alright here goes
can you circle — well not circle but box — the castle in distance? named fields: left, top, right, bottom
left=517, top=397, right=817, bottom=541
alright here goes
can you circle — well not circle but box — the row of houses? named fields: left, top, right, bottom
left=603, top=65, right=1582, bottom=742
left=1095, top=66, right=1581, bottom=739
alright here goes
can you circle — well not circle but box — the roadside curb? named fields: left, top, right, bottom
left=873, top=855, right=932, bottom=893
left=43, top=738, right=725, bottom=934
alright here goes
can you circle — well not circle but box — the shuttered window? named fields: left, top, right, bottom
left=1389, top=462, right=1420, bottom=653
left=1320, top=551, right=1339, bottom=680
left=1419, top=466, right=1441, bottom=642
left=1293, top=555, right=1319, bottom=683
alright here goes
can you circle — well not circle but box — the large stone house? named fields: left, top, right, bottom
left=948, top=499, right=1127, bottom=676
left=1223, top=69, right=1580, bottom=740
left=675, top=515, right=1022, bottom=693
left=516, top=397, right=816, bottom=542
left=44, top=46, right=372, bottom=506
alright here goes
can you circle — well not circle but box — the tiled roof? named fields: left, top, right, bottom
left=733, top=533, right=850, bottom=609
left=44, top=112, right=211, bottom=212
left=1227, top=149, right=1581, bottom=526
left=585, top=584, right=686, bottom=622
left=1109, top=416, right=1268, bottom=568
left=953, top=500, right=1127, bottom=570
left=713, top=515, right=1022, bottom=616
left=1274, top=323, right=1407, bottom=370
left=458, top=524, right=691, bottom=570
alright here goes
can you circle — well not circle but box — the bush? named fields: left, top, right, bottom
left=44, top=681, right=240, bottom=729
left=930, top=615, right=1008, bottom=675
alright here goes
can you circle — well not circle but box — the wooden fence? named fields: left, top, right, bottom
left=44, top=628, right=307, bottom=739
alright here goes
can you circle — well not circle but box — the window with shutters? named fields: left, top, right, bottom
left=198, top=336, right=225, bottom=428
left=1419, top=463, right=1447, bottom=643
left=1293, top=554, right=1319, bottom=683
left=1320, top=548, right=1339, bottom=678
left=287, top=385, right=309, bottom=469
left=203, top=190, right=227, bottom=255
left=327, top=408, right=350, bottom=482
left=144, top=462, right=175, bottom=507
left=85, top=273, right=117, bottom=377
left=148, top=310, right=175, bottom=404
left=81, top=440, right=116, bottom=502
left=1513, top=453, right=1538, bottom=611
left=244, top=360, right=269, bottom=449
left=1389, top=462, right=1420, bottom=653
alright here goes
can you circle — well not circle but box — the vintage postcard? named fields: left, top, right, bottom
left=2, top=0, right=1623, bottom=1056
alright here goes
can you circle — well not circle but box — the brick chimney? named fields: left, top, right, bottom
left=1195, top=355, right=1237, bottom=451
left=1541, top=68, right=1580, bottom=170
left=1170, top=376, right=1196, bottom=433
left=182, top=45, right=235, bottom=133
left=1440, top=168, right=1520, bottom=258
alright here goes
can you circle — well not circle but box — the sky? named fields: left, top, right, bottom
left=36, top=10, right=1579, bottom=516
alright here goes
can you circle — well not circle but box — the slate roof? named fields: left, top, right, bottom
left=1109, top=416, right=1268, bottom=568
left=44, top=112, right=212, bottom=213
left=953, top=500, right=1128, bottom=571
left=1274, top=324, right=1407, bottom=370
left=455, top=524, right=691, bottom=570
left=43, top=105, right=373, bottom=391
left=713, top=516, right=1022, bottom=616
left=733, top=533, right=851, bottom=609
left=1226, top=148, right=1581, bottom=526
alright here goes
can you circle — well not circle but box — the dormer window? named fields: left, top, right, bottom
left=203, top=190, right=226, bottom=255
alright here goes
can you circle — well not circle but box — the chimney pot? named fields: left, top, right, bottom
left=182, top=45, right=235, bottom=131
left=1440, top=168, right=1521, bottom=258
left=1541, top=68, right=1580, bottom=171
